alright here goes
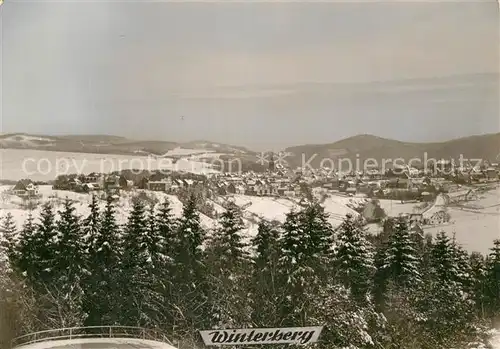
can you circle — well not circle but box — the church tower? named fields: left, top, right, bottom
left=268, top=152, right=275, bottom=172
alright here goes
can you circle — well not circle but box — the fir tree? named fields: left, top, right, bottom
left=302, top=203, right=334, bottom=282
left=0, top=213, right=18, bottom=268
left=156, top=198, right=176, bottom=257
left=469, top=252, right=487, bottom=318
left=176, top=194, right=205, bottom=270
left=121, top=199, right=149, bottom=326
left=155, top=198, right=176, bottom=311
left=14, top=212, right=36, bottom=276
left=277, top=209, right=308, bottom=325
left=207, top=202, right=250, bottom=327
left=416, top=231, right=478, bottom=347
left=334, top=214, right=374, bottom=303
left=377, top=220, right=423, bottom=345
left=431, top=232, right=460, bottom=284
left=382, top=219, right=422, bottom=289
left=209, top=202, right=248, bottom=272
left=485, top=239, right=500, bottom=318
left=51, top=199, right=85, bottom=327
left=83, top=195, right=121, bottom=326
left=277, top=205, right=334, bottom=326
left=250, top=221, right=280, bottom=326
left=171, top=193, right=209, bottom=339
left=24, top=203, right=58, bottom=286
left=55, top=199, right=85, bottom=286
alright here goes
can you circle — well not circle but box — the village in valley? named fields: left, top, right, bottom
left=3, top=149, right=500, bottom=254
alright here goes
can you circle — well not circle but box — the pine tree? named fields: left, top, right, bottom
left=302, top=203, right=334, bottom=282
left=156, top=198, right=176, bottom=259
left=209, top=202, right=248, bottom=272
left=19, top=203, right=58, bottom=287
left=83, top=195, right=121, bottom=326
left=207, top=202, right=250, bottom=328
left=469, top=252, right=487, bottom=318
left=334, top=214, right=374, bottom=303
left=451, top=234, right=473, bottom=291
left=176, top=194, right=205, bottom=272
left=55, top=199, right=85, bottom=286
left=171, top=194, right=209, bottom=340
left=121, top=199, right=149, bottom=326
left=431, top=232, right=459, bottom=283
left=144, top=203, right=163, bottom=271
left=276, top=209, right=308, bottom=325
left=376, top=219, right=423, bottom=346
left=485, top=239, right=500, bottom=318
left=0, top=213, right=18, bottom=269
left=382, top=219, right=422, bottom=289
left=155, top=198, right=176, bottom=322
left=250, top=221, right=280, bottom=326
left=14, top=212, right=35, bottom=276
left=416, top=231, right=477, bottom=347
left=51, top=199, right=85, bottom=327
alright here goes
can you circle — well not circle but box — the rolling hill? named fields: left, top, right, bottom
left=1, top=132, right=499, bottom=172
left=0, top=133, right=254, bottom=157
left=283, top=133, right=500, bottom=170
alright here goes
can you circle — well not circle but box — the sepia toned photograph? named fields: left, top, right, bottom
left=0, top=0, right=499, bottom=348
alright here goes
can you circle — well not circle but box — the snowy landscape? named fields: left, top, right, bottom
left=3, top=1, right=500, bottom=348
left=1, top=142, right=500, bottom=349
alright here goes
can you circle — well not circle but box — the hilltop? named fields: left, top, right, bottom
left=283, top=133, right=500, bottom=169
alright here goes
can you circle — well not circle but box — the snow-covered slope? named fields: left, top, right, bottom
left=0, top=186, right=364, bottom=244
left=0, top=149, right=218, bottom=182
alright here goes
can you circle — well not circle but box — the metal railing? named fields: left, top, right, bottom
left=11, top=326, right=175, bottom=348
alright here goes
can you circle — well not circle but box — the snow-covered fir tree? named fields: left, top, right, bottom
left=55, top=199, right=85, bottom=286
left=120, top=198, right=166, bottom=327
left=485, top=239, right=500, bottom=318
left=469, top=251, right=487, bottom=318
left=171, top=193, right=210, bottom=339
left=18, top=203, right=58, bottom=287
left=416, top=231, right=479, bottom=348
left=0, top=213, right=18, bottom=277
left=250, top=220, right=281, bottom=326
left=276, top=209, right=309, bottom=326
left=334, top=214, right=375, bottom=304
left=376, top=219, right=423, bottom=346
left=207, top=201, right=250, bottom=328
left=302, top=203, right=334, bottom=282
left=83, top=195, right=121, bottom=326
left=382, top=219, right=422, bottom=289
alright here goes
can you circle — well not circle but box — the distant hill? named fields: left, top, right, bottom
left=1, top=132, right=499, bottom=171
left=283, top=133, right=500, bottom=170
left=0, top=133, right=255, bottom=157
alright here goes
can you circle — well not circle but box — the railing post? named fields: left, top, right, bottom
left=109, top=326, right=112, bottom=338
left=69, top=328, right=72, bottom=340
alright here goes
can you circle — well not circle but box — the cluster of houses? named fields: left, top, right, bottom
left=8, top=157, right=500, bottom=201
left=208, top=170, right=304, bottom=197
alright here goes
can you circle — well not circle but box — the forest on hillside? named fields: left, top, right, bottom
left=0, top=194, right=499, bottom=349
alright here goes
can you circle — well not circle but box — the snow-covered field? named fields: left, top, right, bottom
left=162, top=147, right=216, bottom=157
left=0, top=149, right=218, bottom=182
left=0, top=185, right=214, bottom=231
left=424, top=187, right=500, bottom=255
left=378, top=200, right=421, bottom=217
left=0, top=186, right=364, bottom=244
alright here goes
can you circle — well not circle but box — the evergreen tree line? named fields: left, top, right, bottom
left=0, top=194, right=500, bottom=349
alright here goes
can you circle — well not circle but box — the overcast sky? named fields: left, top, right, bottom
left=1, top=0, right=498, bottom=151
